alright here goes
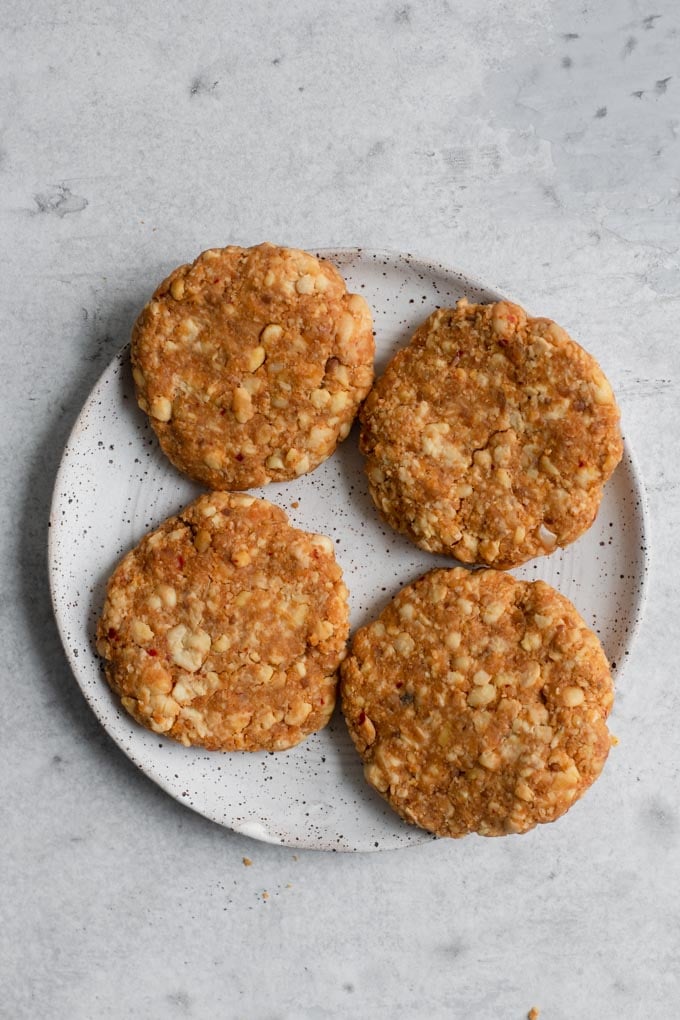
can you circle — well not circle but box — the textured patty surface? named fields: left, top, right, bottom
left=97, top=492, right=349, bottom=751
left=132, top=242, right=375, bottom=489
left=360, top=298, right=622, bottom=567
left=341, top=567, right=614, bottom=837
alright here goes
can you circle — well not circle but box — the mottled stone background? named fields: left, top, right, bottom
left=1, top=1, right=678, bottom=1017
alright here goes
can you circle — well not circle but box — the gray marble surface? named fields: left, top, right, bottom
left=1, top=1, right=678, bottom=1017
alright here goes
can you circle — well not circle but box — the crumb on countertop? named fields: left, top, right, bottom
left=528, top=1008, right=540, bottom=1020
left=242, top=857, right=252, bottom=867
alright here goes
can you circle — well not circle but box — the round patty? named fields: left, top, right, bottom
left=132, top=243, right=375, bottom=489
left=360, top=298, right=622, bottom=568
left=96, top=492, right=349, bottom=751
left=341, top=567, right=614, bottom=837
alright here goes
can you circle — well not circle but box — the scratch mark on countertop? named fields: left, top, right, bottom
left=32, top=184, right=88, bottom=217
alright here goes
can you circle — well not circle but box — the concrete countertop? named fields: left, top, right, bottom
left=1, top=1, right=678, bottom=1017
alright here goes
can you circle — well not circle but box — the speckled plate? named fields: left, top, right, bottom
left=49, top=248, right=648, bottom=851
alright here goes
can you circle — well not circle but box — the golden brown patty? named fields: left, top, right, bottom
left=341, top=567, right=614, bottom=837
left=360, top=299, right=622, bottom=568
left=132, top=243, right=375, bottom=489
left=96, top=492, right=349, bottom=751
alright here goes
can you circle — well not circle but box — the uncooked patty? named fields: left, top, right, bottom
left=132, top=243, right=375, bottom=489
left=341, top=567, right=614, bottom=837
left=96, top=492, right=349, bottom=751
left=359, top=298, right=622, bottom=568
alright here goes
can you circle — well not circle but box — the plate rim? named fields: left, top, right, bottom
left=48, top=245, right=650, bottom=850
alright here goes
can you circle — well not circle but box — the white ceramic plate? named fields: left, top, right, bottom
left=49, top=248, right=648, bottom=851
